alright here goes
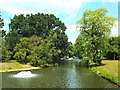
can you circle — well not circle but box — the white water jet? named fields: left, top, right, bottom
left=13, top=71, right=37, bottom=78
left=68, top=58, right=73, bottom=60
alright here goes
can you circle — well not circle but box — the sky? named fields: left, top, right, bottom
left=0, top=0, right=119, bottom=44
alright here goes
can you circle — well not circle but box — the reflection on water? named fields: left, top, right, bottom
left=2, top=59, right=119, bottom=88
left=13, top=71, right=37, bottom=78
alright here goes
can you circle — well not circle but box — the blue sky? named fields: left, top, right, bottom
left=0, top=0, right=119, bottom=43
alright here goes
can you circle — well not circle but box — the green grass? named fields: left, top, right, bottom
left=89, top=60, right=119, bottom=85
left=3, top=60, right=20, bottom=64
left=0, top=66, right=36, bottom=71
left=0, top=60, right=40, bottom=71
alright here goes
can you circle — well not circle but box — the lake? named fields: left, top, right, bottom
left=2, top=59, right=118, bottom=88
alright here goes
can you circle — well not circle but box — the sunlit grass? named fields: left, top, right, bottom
left=90, top=60, right=119, bottom=84
left=97, top=60, right=118, bottom=77
left=0, top=60, right=40, bottom=71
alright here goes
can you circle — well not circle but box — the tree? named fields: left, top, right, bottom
left=0, top=30, right=6, bottom=37
left=6, top=13, right=66, bottom=51
left=27, top=43, right=50, bottom=66
left=0, top=12, right=12, bottom=62
left=13, top=35, right=56, bottom=65
left=106, top=36, right=120, bottom=60
left=74, top=34, right=86, bottom=59
left=0, top=11, right=4, bottom=28
left=5, top=13, right=70, bottom=65
left=5, top=29, right=22, bottom=50
left=46, top=29, right=69, bottom=63
left=67, top=42, right=74, bottom=58
left=9, top=13, right=66, bottom=38
left=13, top=37, right=31, bottom=63
left=2, top=39, right=12, bottom=61
left=75, top=8, right=116, bottom=65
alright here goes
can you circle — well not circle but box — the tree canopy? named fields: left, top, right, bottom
left=9, top=13, right=66, bottom=38
left=2, top=13, right=70, bottom=67
left=6, top=13, right=67, bottom=50
left=75, top=8, right=116, bottom=65
left=106, top=36, right=120, bottom=60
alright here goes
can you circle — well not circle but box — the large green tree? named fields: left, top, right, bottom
left=75, top=8, right=116, bottom=65
left=13, top=35, right=43, bottom=63
left=6, top=13, right=66, bottom=51
left=13, top=32, right=69, bottom=66
left=46, top=29, right=69, bottom=63
left=9, top=13, right=66, bottom=38
left=4, top=13, right=70, bottom=65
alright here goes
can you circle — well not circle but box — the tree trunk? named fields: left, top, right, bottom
left=114, top=53, right=115, bottom=60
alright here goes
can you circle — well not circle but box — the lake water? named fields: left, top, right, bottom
left=2, top=59, right=119, bottom=88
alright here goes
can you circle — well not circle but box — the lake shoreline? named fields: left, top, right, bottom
left=89, top=60, right=120, bottom=87
left=0, top=62, right=52, bottom=73
left=0, top=62, right=45, bottom=73
left=90, top=69, right=120, bottom=87
left=0, top=67, right=42, bottom=73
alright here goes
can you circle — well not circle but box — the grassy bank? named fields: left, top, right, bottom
left=89, top=60, right=119, bottom=86
left=0, top=60, right=41, bottom=72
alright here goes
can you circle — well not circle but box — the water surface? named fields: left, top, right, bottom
left=2, top=59, right=118, bottom=88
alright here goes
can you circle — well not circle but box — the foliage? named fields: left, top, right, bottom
left=2, top=39, right=12, bottom=61
left=46, top=29, right=69, bottom=63
left=0, top=11, right=4, bottom=28
left=13, top=31, right=69, bottom=66
left=3, top=12, right=70, bottom=66
left=75, top=8, right=116, bottom=65
left=9, top=13, right=66, bottom=38
left=106, top=35, right=120, bottom=60
left=5, top=29, right=22, bottom=50
left=27, top=44, right=49, bottom=66
left=0, top=30, right=6, bottom=37
left=67, top=42, right=74, bottom=58
left=5, top=13, right=67, bottom=58
left=6, top=60, right=20, bottom=64
left=13, top=36, right=42, bottom=63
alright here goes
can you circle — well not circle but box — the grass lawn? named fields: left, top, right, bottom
left=90, top=60, right=119, bottom=85
left=0, top=60, right=41, bottom=72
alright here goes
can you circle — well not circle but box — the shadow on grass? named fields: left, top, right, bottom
left=89, top=64, right=106, bottom=68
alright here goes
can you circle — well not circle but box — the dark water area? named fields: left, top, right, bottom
left=2, top=59, right=119, bottom=88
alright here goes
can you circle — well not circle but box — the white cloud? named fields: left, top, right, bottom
left=53, top=0, right=83, bottom=9
left=102, top=0, right=119, bottom=2
left=1, top=6, right=29, bottom=15
left=65, top=25, right=80, bottom=44
left=66, top=25, right=78, bottom=31
left=65, top=14, right=77, bottom=21
left=111, top=21, right=118, bottom=36
left=1, top=0, right=118, bottom=16
left=68, top=38, right=76, bottom=44
left=1, top=0, right=83, bottom=9
left=0, top=0, right=84, bottom=15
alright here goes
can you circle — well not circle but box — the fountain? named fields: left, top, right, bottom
left=13, top=71, right=37, bottom=78
left=68, top=58, right=73, bottom=60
